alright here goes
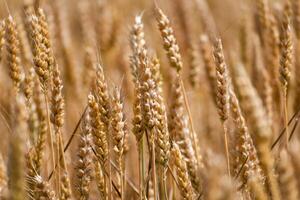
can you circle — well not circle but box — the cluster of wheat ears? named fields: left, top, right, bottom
left=1, top=0, right=300, bottom=199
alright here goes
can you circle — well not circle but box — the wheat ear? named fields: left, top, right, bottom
left=213, top=38, right=231, bottom=177
left=155, top=7, right=183, bottom=72
left=280, top=1, right=293, bottom=148
left=5, top=16, right=23, bottom=93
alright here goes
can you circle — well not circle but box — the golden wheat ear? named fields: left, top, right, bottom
left=155, top=7, right=183, bottom=72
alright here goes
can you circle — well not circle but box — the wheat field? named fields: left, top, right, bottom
left=0, top=0, right=299, bottom=199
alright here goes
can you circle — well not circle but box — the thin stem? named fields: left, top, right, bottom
left=139, top=134, right=146, bottom=200
left=151, top=134, right=158, bottom=200
left=55, top=132, right=61, bottom=196
left=283, top=87, right=289, bottom=148
left=108, top=135, right=112, bottom=200
left=223, top=122, right=231, bottom=177
left=44, top=91, right=57, bottom=189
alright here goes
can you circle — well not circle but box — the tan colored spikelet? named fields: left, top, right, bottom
left=37, top=8, right=55, bottom=76
left=172, top=143, right=195, bottom=200
left=15, top=14, right=31, bottom=68
left=58, top=134, right=72, bottom=200
left=266, top=16, right=280, bottom=88
left=150, top=59, right=170, bottom=168
left=23, top=68, right=39, bottom=143
left=111, top=87, right=126, bottom=194
left=155, top=7, right=183, bottom=72
left=169, top=75, right=201, bottom=192
left=280, top=1, right=293, bottom=89
left=111, top=88, right=126, bottom=162
left=5, top=16, right=23, bottom=93
left=229, top=91, right=264, bottom=184
left=129, top=15, right=145, bottom=142
left=94, top=64, right=110, bottom=132
left=277, top=150, right=299, bottom=200
left=50, top=64, right=64, bottom=130
left=233, top=63, right=281, bottom=200
left=213, top=38, right=229, bottom=122
left=95, top=0, right=112, bottom=51
left=25, top=148, right=37, bottom=197
left=28, top=14, right=50, bottom=88
left=34, top=175, right=56, bottom=200
left=23, top=68, right=35, bottom=103
left=76, top=115, right=92, bottom=199
left=189, top=44, right=201, bottom=88
left=94, top=162, right=107, bottom=199
left=82, top=47, right=96, bottom=89
left=257, top=0, right=271, bottom=32
left=199, top=34, right=217, bottom=101
left=32, top=80, right=47, bottom=174
left=239, top=16, right=251, bottom=69
left=88, top=93, right=108, bottom=161
left=78, top=0, right=96, bottom=46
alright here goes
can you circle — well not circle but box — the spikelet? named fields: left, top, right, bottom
left=94, top=162, right=106, bottom=199
left=23, top=68, right=35, bottom=103
left=23, top=68, right=39, bottom=143
left=94, top=64, right=110, bottom=132
left=280, top=1, right=293, bottom=90
left=171, top=143, right=195, bottom=200
left=78, top=0, right=95, bottom=46
left=189, top=44, right=201, bottom=88
left=151, top=61, right=170, bottom=168
left=229, top=91, right=264, bottom=184
left=129, top=15, right=145, bottom=142
left=233, top=63, right=281, bottom=200
left=155, top=8, right=183, bottom=72
left=15, top=14, right=31, bottom=68
left=50, top=64, right=64, bottom=131
left=88, top=93, right=108, bottom=162
left=266, top=16, right=280, bottom=88
left=169, top=75, right=201, bottom=192
left=32, top=80, right=47, bottom=174
left=111, top=87, right=126, bottom=194
left=95, top=0, right=112, bottom=51
left=37, top=8, right=55, bottom=76
left=5, top=16, right=23, bottom=93
left=88, top=91, right=108, bottom=196
left=82, top=47, right=96, bottom=89
left=213, top=39, right=229, bottom=122
left=277, top=150, right=299, bottom=200
left=256, top=0, right=272, bottom=47
left=58, top=134, right=72, bottom=200
left=28, top=14, right=50, bottom=89
left=76, top=115, right=92, bottom=199
left=261, top=69, right=274, bottom=135
left=34, top=175, right=56, bottom=200
left=25, top=148, right=37, bottom=197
